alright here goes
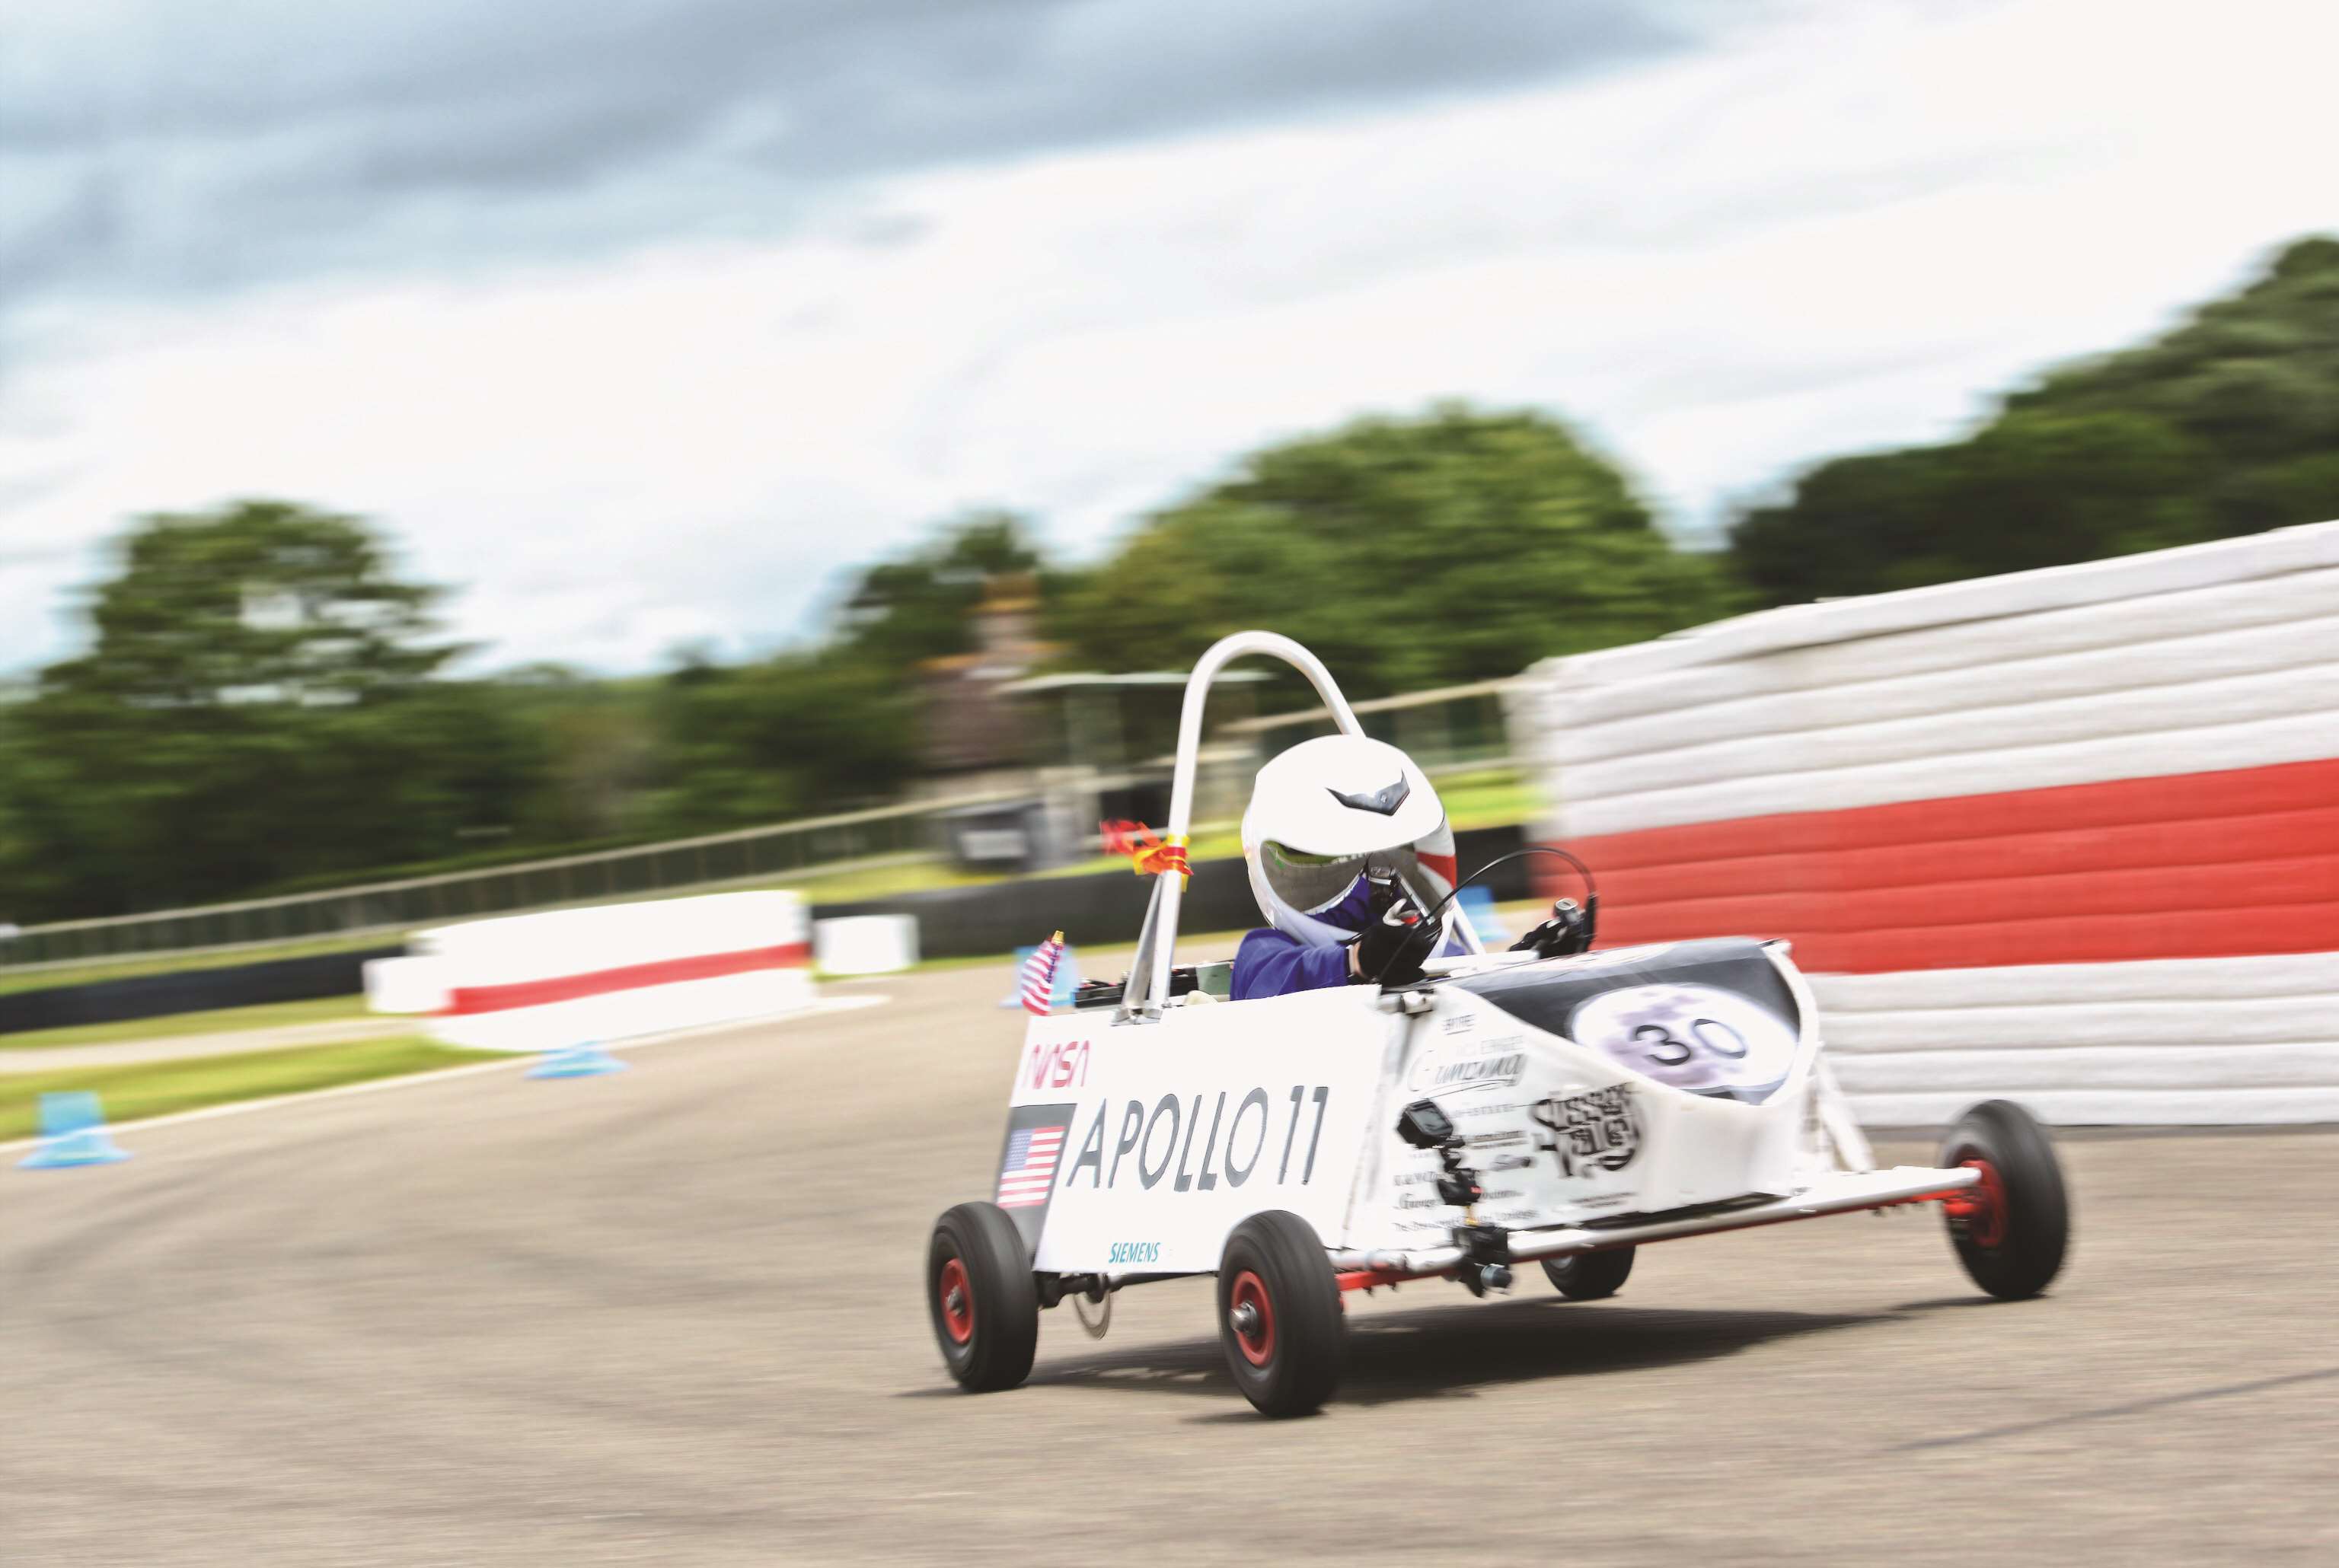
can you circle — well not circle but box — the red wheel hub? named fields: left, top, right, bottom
left=1228, top=1270, right=1276, bottom=1368
left=1945, top=1158, right=2009, bottom=1250
left=939, top=1257, right=975, bottom=1344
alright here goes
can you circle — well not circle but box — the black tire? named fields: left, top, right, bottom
left=927, top=1202, right=1040, bottom=1392
left=1541, top=1246, right=1635, bottom=1300
left=1217, top=1211, right=1345, bottom=1418
left=1937, top=1099, right=2070, bottom=1301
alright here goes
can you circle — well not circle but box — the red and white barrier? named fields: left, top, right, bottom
left=1514, top=519, right=2339, bottom=1123
left=368, top=891, right=815, bottom=1051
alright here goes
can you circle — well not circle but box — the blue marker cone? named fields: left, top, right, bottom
left=19, top=1092, right=132, bottom=1169
left=998, top=945, right=1083, bottom=1009
left=528, top=1041, right=627, bottom=1079
left=1457, top=885, right=1509, bottom=946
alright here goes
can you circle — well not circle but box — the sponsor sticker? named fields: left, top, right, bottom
left=1406, top=1042, right=1527, bottom=1094
left=1530, top=1083, right=1645, bottom=1178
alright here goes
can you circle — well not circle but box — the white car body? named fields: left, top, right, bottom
left=994, top=632, right=1976, bottom=1285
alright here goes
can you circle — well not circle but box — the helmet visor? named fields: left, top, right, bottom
left=1260, top=840, right=1449, bottom=917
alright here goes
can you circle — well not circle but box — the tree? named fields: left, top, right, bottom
left=643, top=513, right=1045, bottom=831
left=40, top=499, right=458, bottom=706
left=1732, top=234, right=2339, bottom=604
left=656, top=652, right=920, bottom=828
left=0, top=502, right=522, bottom=919
left=1048, top=403, right=1735, bottom=696
left=834, top=511, right=1048, bottom=675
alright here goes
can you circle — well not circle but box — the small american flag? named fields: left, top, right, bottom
left=997, top=1124, right=1066, bottom=1208
left=1019, top=930, right=1066, bottom=1015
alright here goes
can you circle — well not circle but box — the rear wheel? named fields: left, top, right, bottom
left=1217, top=1211, right=1344, bottom=1418
left=1541, top=1245, right=1635, bottom=1300
left=927, top=1202, right=1039, bottom=1391
left=1938, top=1100, right=2069, bottom=1301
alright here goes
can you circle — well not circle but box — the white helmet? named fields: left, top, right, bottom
left=1241, top=735, right=1457, bottom=946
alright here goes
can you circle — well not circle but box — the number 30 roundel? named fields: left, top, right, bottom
left=1565, top=983, right=1799, bottom=1103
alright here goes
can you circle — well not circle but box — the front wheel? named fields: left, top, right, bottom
left=927, top=1202, right=1040, bottom=1391
left=1541, top=1245, right=1635, bottom=1300
left=1217, top=1211, right=1345, bottom=1418
left=1938, top=1100, right=2070, bottom=1301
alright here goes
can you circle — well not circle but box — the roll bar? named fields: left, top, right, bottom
left=1122, top=632, right=1479, bottom=1020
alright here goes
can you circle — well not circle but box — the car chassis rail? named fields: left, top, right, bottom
left=1326, top=1165, right=1982, bottom=1289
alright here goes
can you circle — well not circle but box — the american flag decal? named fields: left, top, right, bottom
left=997, top=1123, right=1066, bottom=1208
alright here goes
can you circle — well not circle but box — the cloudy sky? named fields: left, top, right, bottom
left=3, top=0, right=2334, bottom=676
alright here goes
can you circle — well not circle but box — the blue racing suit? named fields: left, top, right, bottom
left=1231, top=878, right=1462, bottom=1001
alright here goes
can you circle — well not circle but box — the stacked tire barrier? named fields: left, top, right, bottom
left=1514, top=519, right=2339, bottom=1124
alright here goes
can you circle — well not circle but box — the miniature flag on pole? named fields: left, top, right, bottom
left=1020, top=931, right=1067, bottom=1015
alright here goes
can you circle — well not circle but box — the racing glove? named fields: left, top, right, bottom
left=1351, top=899, right=1441, bottom=986
left=1511, top=897, right=1593, bottom=958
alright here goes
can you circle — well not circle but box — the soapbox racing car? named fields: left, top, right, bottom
left=926, top=633, right=2072, bottom=1417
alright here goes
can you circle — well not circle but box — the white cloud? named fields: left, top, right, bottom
left=2, top=0, right=2334, bottom=675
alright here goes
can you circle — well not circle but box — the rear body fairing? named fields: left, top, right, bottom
left=1344, top=939, right=1830, bottom=1253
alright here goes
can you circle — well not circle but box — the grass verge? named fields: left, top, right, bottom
left=2, top=1036, right=506, bottom=1143
left=2, top=994, right=376, bottom=1052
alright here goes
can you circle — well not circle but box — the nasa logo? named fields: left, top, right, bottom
left=1023, top=1038, right=1091, bottom=1092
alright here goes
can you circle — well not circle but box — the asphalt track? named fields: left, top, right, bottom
left=5, top=962, right=2335, bottom=1567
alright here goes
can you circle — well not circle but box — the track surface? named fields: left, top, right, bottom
left=5, top=964, right=2335, bottom=1566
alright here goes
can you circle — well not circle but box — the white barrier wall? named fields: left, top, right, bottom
left=813, top=914, right=920, bottom=976
left=372, top=890, right=814, bottom=1051
left=1514, top=520, right=2339, bottom=1124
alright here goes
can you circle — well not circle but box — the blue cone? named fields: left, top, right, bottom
left=528, top=1041, right=627, bottom=1079
left=998, top=945, right=1083, bottom=1009
left=19, top=1091, right=132, bottom=1169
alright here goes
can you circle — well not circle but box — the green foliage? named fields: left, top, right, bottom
left=657, top=650, right=919, bottom=827
left=1733, top=235, right=2339, bottom=603
left=834, top=510, right=1048, bottom=673
left=648, top=513, right=1044, bottom=828
left=0, top=503, right=531, bottom=920
left=40, top=499, right=457, bottom=708
left=1049, top=404, right=1735, bottom=696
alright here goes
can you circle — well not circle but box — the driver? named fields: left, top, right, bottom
left=1233, top=735, right=1463, bottom=1000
